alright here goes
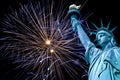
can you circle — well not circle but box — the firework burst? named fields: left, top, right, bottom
left=0, top=0, right=88, bottom=80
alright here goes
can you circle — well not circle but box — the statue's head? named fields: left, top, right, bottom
left=96, top=29, right=116, bottom=47
left=91, top=19, right=117, bottom=47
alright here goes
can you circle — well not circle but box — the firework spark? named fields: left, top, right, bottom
left=0, top=0, right=88, bottom=80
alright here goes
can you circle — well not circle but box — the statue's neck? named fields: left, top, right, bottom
left=102, top=42, right=114, bottom=51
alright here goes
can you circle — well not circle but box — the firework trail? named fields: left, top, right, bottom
left=0, top=0, right=89, bottom=80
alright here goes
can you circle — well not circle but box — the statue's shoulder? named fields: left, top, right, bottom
left=107, top=46, right=120, bottom=56
left=112, top=46, right=120, bottom=52
left=105, top=46, right=120, bottom=70
left=105, top=46, right=120, bottom=61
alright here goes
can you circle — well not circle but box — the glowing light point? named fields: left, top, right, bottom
left=50, top=49, right=54, bottom=53
left=47, top=68, right=50, bottom=71
left=45, top=40, right=51, bottom=45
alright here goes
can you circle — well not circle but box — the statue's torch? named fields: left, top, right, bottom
left=67, top=4, right=81, bottom=31
left=67, top=4, right=81, bottom=19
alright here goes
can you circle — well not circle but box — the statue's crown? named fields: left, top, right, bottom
left=91, top=19, right=117, bottom=37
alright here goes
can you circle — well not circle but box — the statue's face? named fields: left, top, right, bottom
left=96, top=31, right=111, bottom=46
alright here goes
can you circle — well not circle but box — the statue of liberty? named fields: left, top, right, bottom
left=67, top=4, right=120, bottom=80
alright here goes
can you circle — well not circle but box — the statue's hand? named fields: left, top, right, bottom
left=71, top=17, right=80, bottom=31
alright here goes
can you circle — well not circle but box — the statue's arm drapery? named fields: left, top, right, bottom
left=85, top=42, right=100, bottom=64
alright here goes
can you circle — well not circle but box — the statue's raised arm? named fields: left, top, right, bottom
left=67, top=4, right=91, bottom=49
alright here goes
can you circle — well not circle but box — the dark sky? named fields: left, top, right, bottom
left=0, top=0, right=120, bottom=80
left=0, top=0, right=120, bottom=34
left=0, top=0, right=120, bottom=27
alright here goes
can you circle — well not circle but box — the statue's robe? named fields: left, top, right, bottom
left=85, top=42, right=120, bottom=80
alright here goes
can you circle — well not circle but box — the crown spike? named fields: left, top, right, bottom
left=110, top=26, right=117, bottom=32
left=91, top=22, right=99, bottom=30
left=90, top=31, right=97, bottom=35
left=100, top=18, right=104, bottom=28
left=106, top=20, right=111, bottom=29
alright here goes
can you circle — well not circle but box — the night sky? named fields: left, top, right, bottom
left=0, top=0, right=120, bottom=80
